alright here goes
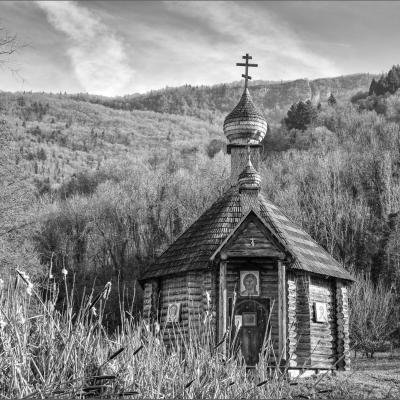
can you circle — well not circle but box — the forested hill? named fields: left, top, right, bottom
left=70, top=73, right=374, bottom=124
left=3, top=65, right=400, bottom=325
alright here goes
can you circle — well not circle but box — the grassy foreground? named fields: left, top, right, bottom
left=0, top=271, right=398, bottom=399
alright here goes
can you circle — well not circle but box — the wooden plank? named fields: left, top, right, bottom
left=226, top=249, right=285, bottom=258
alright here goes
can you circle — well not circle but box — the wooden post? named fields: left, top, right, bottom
left=278, top=260, right=287, bottom=362
left=218, top=257, right=227, bottom=352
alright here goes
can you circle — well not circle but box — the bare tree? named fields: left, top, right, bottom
left=0, top=25, right=26, bottom=78
left=0, top=27, right=18, bottom=57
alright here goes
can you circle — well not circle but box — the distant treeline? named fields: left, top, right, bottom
left=68, top=74, right=373, bottom=124
left=369, top=65, right=400, bottom=96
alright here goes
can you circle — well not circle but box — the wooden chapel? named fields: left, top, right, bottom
left=140, top=54, right=353, bottom=373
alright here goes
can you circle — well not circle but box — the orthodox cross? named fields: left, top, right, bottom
left=236, top=53, right=258, bottom=89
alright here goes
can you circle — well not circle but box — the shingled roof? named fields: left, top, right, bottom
left=224, top=88, right=266, bottom=123
left=223, top=88, right=268, bottom=144
left=140, top=186, right=353, bottom=281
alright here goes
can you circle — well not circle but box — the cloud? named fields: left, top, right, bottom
left=35, top=1, right=135, bottom=96
left=163, top=2, right=339, bottom=81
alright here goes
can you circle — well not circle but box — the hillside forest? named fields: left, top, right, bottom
left=2, top=65, right=400, bottom=330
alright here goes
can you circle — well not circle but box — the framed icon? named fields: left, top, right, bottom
left=314, top=302, right=328, bottom=323
left=167, top=302, right=181, bottom=323
left=240, top=270, right=260, bottom=296
left=242, top=312, right=257, bottom=327
left=234, top=315, right=242, bottom=330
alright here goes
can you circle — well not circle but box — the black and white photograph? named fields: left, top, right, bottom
left=1, top=1, right=400, bottom=398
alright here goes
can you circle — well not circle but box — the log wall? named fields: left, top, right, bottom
left=309, top=276, right=336, bottom=368
left=159, top=274, right=188, bottom=342
left=287, top=272, right=312, bottom=366
left=157, top=271, right=217, bottom=346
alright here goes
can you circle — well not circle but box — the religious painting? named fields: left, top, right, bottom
left=314, top=301, right=328, bottom=323
left=242, top=312, right=257, bottom=327
left=167, top=302, right=181, bottom=323
left=234, top=315, right=242, bottom=330
left=240, top=270, right=260, bottom=296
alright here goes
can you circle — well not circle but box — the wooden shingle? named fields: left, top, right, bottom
left=140, top=186, right=353, bottom=281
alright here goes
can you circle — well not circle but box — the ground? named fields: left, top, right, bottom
left=291, top=351, right=400, bottom=399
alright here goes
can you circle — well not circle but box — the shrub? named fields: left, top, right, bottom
left=206, top=139, right=226, bottom=158
left=349, top=271, right=396, bottom=357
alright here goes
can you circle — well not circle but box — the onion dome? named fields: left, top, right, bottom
left=223, top=88, right=268, bottom=145
left=238, top=157, right=261, bottom=192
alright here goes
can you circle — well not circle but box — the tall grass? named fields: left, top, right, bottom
left=0, top=271, right=292, bottom=399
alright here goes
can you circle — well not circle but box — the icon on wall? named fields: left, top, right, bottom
left=242, top=312, right=257, bottom=326
left=240, top=271, right=260, bottom=296
left=167, top=302, right=181, bottom=323
left=314, top=301, right=328, bottom=323
left=234, top=315, right=242, bottom=330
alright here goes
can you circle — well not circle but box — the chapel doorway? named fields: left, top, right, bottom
left=233, top=298, right=270, bottom=366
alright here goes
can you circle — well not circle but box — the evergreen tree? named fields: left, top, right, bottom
left=369, top=66, right=400, bottom=96
left=386, top=66, right=400, bottom=94
left=327, top=93, right=337, bottom=106
left=284, top=100, right=318, bottom=131
left=369, top=78, right=377, bottom=96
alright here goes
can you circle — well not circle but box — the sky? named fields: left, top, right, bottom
left=1, top=1, right=400, bottom=96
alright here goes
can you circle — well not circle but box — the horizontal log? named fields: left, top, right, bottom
left=187, top=286, right=202, bottom=292
left=310, top=356, right=335, bottom=362
left=227, top=249, right=285, bottom=257
left=161, top=295, right=188, bottom=302
left=161, top=322, right=202, bottom=331
left=310, top=291, right=332, bottom=299
left=310, top=286, right=331, bottom=293
left=294, top=352, right=313, bottom=359
left=310, top=326, right=335, bottom=333
left=310, top=347, right=335, bottom=354
left=161, top=323, right=204, bottom=331
left=162, top=283, right=187, bottom=289
left=161, top=292, right=188, bottom=299
left=300, top=333, right=335, bottom=340
left=187, top=296, right=203, bottom=303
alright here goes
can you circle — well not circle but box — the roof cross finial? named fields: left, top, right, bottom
left=236, top=53, right=258, bottom=89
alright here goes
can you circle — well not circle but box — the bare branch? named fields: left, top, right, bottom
left=0, top=24, right=28, bottom=79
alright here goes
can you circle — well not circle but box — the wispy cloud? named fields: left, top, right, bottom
left=163, top=2, right=339, bottom=81
left=35, top=1, right=135, bottom=96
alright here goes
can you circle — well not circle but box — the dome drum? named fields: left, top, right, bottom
left=226, top=142, right=261, bottom=155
